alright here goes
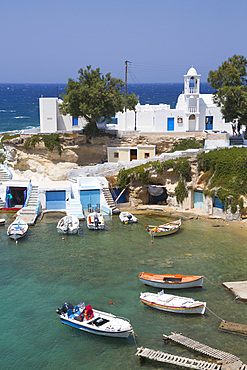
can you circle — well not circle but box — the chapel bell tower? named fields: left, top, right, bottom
left=184, top=66, right=201, bottom=131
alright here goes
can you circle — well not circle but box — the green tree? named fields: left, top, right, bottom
left=207, top=55, right=247, bottom=125
left=60, top=66, right=138, bottom=136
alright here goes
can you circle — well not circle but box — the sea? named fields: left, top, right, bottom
left=0, top=83, right=215, bottom=133
left=0, top=214, right=246, bottom=369
left=0, top=83, right=246, bottom=369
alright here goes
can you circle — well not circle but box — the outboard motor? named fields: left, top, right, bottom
left=56, top=302, right=74, bottom=315
left=94, top=217, right=99, bottom=228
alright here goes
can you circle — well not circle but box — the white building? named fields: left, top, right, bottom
left=108, top=66, right=232, bottom=134
left=39, top=98, right=88, bottom=133
left=39, top=66, right=232, bottom=135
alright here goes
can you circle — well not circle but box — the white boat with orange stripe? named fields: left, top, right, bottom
left=139, top=272, right=204, bottom=289
left=140, top=290, right=206, bottom=315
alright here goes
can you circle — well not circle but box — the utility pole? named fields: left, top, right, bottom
left=125, top=60, right=130, bottom=112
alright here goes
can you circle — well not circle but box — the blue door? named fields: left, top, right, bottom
left=213, top=197, right=225, bottom=210
left=167, top=117, right=174, bottom=131
left=72, top=117, right=78, bottom=126
left=46, top=191, right=66, bottom=210
left=80, top=190, right=100, bottom=210
left=194, top=191, right=203, bottom=209
left=205, top=116, right=213, bottom=130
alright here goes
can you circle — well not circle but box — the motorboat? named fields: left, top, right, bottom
left=119, top=212, right=138, bottom=224
left=140, top=290, right=206, bottom=315
left=139, top=273, right=204, bottom=289
left=57, top=215, right=79, bottom=234
left=146, top=218, right=182, bottom=237
left=87, top=212, right=105, bottom=230
left=56, top=302, right=133, bottom=338
left=7, top=219, right=28, bottom=243
left=0, top=218, right=5, bottom=225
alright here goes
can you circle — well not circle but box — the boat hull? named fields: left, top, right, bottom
left=7, top=220, right=28, bottom=241
left=60, top=317, right=132, bottom=338
left=57, top=216, right=79, bottom=234
left=147, top=218, right=182, bottom=237
left=140, top=292, right=206, bottom=315
left=139, top=274, right=204, bottom=289
left=119, top=212, right=138, bottom=224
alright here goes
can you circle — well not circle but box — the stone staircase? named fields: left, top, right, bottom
left=66, top=183, right=84, bottom=219
left=0, top=165, right=11, bottom=182
left=230, top=135, right=244, bottom=145
left=17, top=185, right=40, bottom=225
left=102, top=187, right=119, bottom=214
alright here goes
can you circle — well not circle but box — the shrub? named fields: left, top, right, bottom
left=169, top=138, right=203, bottom=153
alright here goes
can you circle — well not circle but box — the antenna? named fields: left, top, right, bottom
left=125, top=60, right=131, bottom=111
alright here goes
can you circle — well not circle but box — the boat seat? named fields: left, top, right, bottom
left=74, top=306, right=80, bottom=315
left=67, top=309, right=76, bottom=319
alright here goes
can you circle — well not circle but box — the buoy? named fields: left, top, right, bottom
left=151, top=240, right=153, bottom=244
left=62, top=237, right=65, bottom=240
left=110, top=302, right=113, bottom=305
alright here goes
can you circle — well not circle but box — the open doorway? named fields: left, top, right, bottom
left=148, top=185, right=168, bottom=204
left=6, top=186, right=27, bottom=209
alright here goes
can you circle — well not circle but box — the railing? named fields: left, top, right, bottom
left=35, top=200, right=41, bottom=215
left=185, top=87, right=198, bottom=94
left=2, top=164, right=12, bottom=179
left=188, top=106, right=198, bottom=113
left=24, top=180, right=32, bottom=207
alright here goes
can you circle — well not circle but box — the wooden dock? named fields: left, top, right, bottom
left=163, top=333, right=240, bottom=364
left=136, top=347, right=221, bottom=369
left=219, top=321, right=247, bottom=336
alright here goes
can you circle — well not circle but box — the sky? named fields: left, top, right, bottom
left=1, top=0, right=247, bottom=84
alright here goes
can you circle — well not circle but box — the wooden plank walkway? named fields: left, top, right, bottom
left=163, top=333, right=240, bottom=364
left=136, top=347, right=221, bottom=369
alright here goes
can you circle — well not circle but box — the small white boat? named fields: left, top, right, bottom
left=56, top=302, right=133, bottom=338
left=119, top=212, right=138, bottom=224
left=7, top=219, right=28, bottom=242
left=140, top=290, right=206, bottom=315
left=87, top=212, right=105, bottom=230
left=0, top=218, right=5, bottom=225
left=57, top=215, right=79, bottom=234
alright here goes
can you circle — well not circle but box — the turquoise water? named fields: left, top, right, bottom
left=0, top=213, right=246, bottom=369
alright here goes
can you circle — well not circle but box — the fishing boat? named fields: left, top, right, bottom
left=140, top=290, right=206, bottom=315
left=57, top=215, right=79, bottom=234
left=87, top=212, right=105, bottom=230
left=56, top=302, right=133, bottom=338
left=139, top=272, right=204, bottom=289
left=7, top=219, right=28, bottom=242
left=119, top=212, right=138, bottom=224
left=146, top=217, right=182, bottom=237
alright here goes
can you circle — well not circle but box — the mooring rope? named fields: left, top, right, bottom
left=206, top=306, right=226, bottom=322
left=204, top=276, right=220, bottom=286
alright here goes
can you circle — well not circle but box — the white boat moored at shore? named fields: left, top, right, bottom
left=87, top=212, right=105, bottom=230
left=119, top=212, right=138, bottom=224
left=7, top=219, right=28, bottom=243
left=57, top=215, right=79, bottom=234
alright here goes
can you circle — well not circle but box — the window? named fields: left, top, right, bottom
left=145, top=153, right=150, bottom=158
left=114, top=152, right=119, bottom=158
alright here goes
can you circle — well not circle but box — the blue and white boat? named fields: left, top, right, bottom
left=56, top=302, right=133, bottom=338
left=7, top=219, right=28, bottom=243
